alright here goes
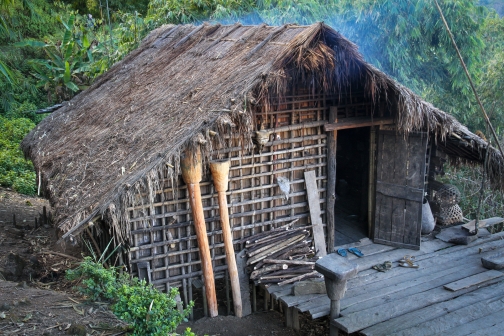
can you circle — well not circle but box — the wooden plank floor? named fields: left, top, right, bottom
left=334, top=214, right=367, bottom=246
left=263, top=228, right=504, bottom=335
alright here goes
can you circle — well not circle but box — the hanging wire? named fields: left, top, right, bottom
left=434, top=0, right=503, bottom=234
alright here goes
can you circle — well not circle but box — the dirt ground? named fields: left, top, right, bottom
left=0, top=187, right=329, bottom=335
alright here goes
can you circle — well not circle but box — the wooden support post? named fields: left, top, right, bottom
left=284, top=304, right=300, bottom=330
left=252, top=284, right=257, bottom=312
left=181, top=148, right=218, bottom=318
left=326, top=107, right=337, bottom=252
left=263, top=287, right=270, bottom=311
left=368, top=127, right=376, bottom=237
left=236, top=249, right=252, bottom=316
left=225, top=270, right=231, bottom=316
left=137, top=261, right=152, bottom=284
left=202, top=281, right=208, bottom=317
left=316, top=254, right=358, bottom=336
left=210, top=160, right=243, bottom=317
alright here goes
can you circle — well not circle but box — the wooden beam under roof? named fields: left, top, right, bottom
left=324, top=117, right=394, bottom=132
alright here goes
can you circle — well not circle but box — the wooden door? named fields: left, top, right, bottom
left=373, top=131, right=427, bottom=249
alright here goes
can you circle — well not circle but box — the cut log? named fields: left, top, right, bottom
left=246, top=234, right=307, bottom=265
left=253, top=240, right=311, bottom=270
left=247, top=231, right=306, bottom=256
left=263, top=259, right=316, bottom=266
left=278, top=271, right=321, bottom=286
left=250, top=264, right=288, bottom=280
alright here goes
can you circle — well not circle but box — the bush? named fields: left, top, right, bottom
left=0, top=116, right=36, bottom=195
left=440, top=165, right=504, bottom=220
left=66, top=256, right=194, bottom=336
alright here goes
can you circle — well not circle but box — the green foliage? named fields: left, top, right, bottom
left=18, top=11, right=109, bottom=102
left=0, top=115, right=36, bottom=194
left=440, top=165, right=504, bottom=220
left=147, top=0, right=255, bottom=24
left=66, top=256, right=194, bottom=336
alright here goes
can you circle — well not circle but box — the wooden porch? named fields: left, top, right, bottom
left=261, top=227, right=504, bottom=335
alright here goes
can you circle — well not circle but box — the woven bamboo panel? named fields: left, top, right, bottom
left=127, top=91, right=330, bottom=303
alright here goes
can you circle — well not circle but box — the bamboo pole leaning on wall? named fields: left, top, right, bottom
left=181, top=147, right=218, bottom=317
left=209, top=160, right=243, bottom=318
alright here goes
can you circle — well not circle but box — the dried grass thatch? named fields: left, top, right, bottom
left=21, top=23, right=503, bottom=242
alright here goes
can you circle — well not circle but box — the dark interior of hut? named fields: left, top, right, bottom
left=334, top=127, right=370, bottom=246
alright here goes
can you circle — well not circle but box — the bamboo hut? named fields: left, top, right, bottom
left=21, top=23, right=504, bottom=309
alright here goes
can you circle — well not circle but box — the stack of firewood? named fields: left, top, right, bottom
left=244, top=219, right=322, bottom=286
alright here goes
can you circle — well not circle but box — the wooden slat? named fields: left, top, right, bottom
left=387, top=293, right=504, bottom=336
left=462, top=216, right=504, bottom=232
left=324, top=117, right=394, bottom=131
left=373, top=131, right=425, bottom=249
left=443, top=270, right=504, bottom=292
left=348, top=236, right=504, bottom=292
left=332, top=276, right=504, bottom=334
left=281, top=293, right=326, bottom=308
left=342, top=264, right=486, bottom=316
left=375, top=182, right=423, bottom=202
left=236, top=249, right=252, bottom=316
left=289, top=234, right=504, bottom=321
left=403, top=134, right=427, bottom=246
left=431, top=310, right=504, bottom=336
left=344, top=261, right=489, bottom=313
left=467, top=319, right=504, bottom=336
left=304, top=170, right=327, bottom=256
left=361, top=280, right=504, bottom=336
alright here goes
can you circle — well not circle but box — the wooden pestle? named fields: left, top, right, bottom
left=181, top=148, right=218, bottom=317
left=209, top=160, right=243, bottom=317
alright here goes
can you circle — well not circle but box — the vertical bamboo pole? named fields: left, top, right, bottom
left=209, top=160, right=243, bottom=317
left=181, top=148, right=218, bottom=317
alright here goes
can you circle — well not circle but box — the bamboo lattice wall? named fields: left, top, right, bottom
left=125, top=89, right=383, bottom=305
left=126, top=91, right=327, bottom=304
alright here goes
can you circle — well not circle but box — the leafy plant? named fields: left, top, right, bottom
left=440, top=165, right=504, bottom=221
left=0, top=116, right=36, bottom=194
left=66, top=246, right=194, bottom=336
left=17, top=12, right=105, bottom=102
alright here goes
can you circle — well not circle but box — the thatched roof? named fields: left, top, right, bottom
left=21, top=23, right=503, bottom=242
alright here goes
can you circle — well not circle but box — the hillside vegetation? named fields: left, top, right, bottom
left=1, top=0, right=503, bottom=219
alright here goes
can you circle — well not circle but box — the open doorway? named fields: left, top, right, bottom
left=334, top=127, right=371, bottom=246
